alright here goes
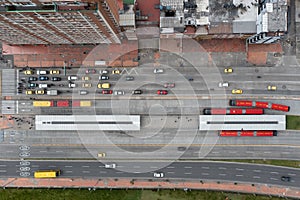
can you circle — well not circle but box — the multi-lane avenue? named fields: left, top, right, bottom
left=0, top=160, right=299, bottom=188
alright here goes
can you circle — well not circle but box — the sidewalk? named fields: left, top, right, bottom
left=1, top=178, right=300, bottom=199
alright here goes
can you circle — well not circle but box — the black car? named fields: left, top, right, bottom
left=99, top=75, right=109, bottom=80
left=28, top=83, right=37, bottom=88
left=281, top=176, right=291, bottom=182
left=28, top=77, right=37, bottom=81
left=39, top=76, right=49, bottom=81
left=51, top=77, right=61, bottom=81
left=132, top=90, right=142, bottom=95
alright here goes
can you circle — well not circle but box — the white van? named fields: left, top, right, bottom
left=39, top=84, right=48, bottom=88
left=37, top=70, right=48, bottom=75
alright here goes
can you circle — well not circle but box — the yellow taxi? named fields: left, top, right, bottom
left=24, top=70, right=33, bottom=75
left=232, top=89, right=243, bottom=94
left=50, top=70, right=60, bottom=74
left=82, top=83, right=92, bottom=88
left=112, top=69, right=120, bottom=74
left=97, top=152, right=106, bottom=158
left=82, top=76, right=91, bottom=81
left=25, top=90, right=33, bottom=95
left=267, top=85, right=277, bottom=91
left=224, top=68, right=233, bottom=73
left=97, top=83, right=110, bottom=89
left=35, top=90, right=44, bottom=95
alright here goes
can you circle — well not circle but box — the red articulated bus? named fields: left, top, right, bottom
left=203, top=108, right=263, bottom=115
left=229, top=100, right=290, bottom=112
left=219, top=130, right=277, bottom=137
left=56, top=100, right=70, bottom=107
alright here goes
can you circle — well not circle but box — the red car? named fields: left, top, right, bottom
left=102, top=90, right=113, bottom=94
left=85, top=69, right=96, bottom=74
left=157, top=90, right=168, bottom=95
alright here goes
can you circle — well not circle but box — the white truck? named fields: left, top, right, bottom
left=47, top=90, right=58, bottom=96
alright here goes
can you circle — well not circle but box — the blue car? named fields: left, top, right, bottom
left=39, top=76, right=49, bottom=81
left=28, top=83, right=37, bottom=88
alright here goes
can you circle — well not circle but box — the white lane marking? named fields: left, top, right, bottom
left=48, top=165, right=56, bottom=168
left=167, top=172, right=175, bottom=174
left=236, top=174, right=243, bottom=177
left=82, top=171, right=90, bottom=173
left=0, top=165, right=7, bottom=167
left=236, top=168, right=244, bottom=171
left=228, top=151, right=236, bottom=154
left=264, top=151, right=271, bottom=154
left=0, top=170, right=7, bottom=172
left=219, top=173, right=226, bottom=176
left=150, top=166, right=158, bottom=169
left=254, top=170, right=261, bottom=173
left=288, top=173, right=296, bottom=176
left=184, top=166, right=192, bottom=169
left=270, top=171, right=279, bottom=174
left=6, top=151, right=13, bottom=153
left=116, top=171, right=124, bottom=174
left=246, top=151, right=253, bottom=154
left=167, top=166, right=174, bottom=169
left=253, top=176, right=260, bottom=179
left=270, top=178, right=278, bottom=181
left=39, top=151, right=47, bottom=153
left=184, top=172, right=192, bottom=175
left=82, top=166, right=90, bottom=168
left=56, top=151, right=63, bottom=153
left=212, top=151, right=219, bottom=154
left=219, top=167, right=226, bottom=170
left=201, top=166, right=210, bottom=169
left=65, top=166, right=72, bottom=168
left=100, top=171, right=107, bottom=174
left=282, top=152, right=290, bottom=154
left=133, top=166, right=140, bottom=168
left=202, top=173, right=209, bottom=176
left=31, top=165, right=39, bottom=168
left=65, top=171, right=73, bottom=173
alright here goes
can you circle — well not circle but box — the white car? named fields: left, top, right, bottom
left=105, top=163, right=116, bottom=169
left=154, top=69, right=164, bottom=74
left=218, top=82, right=229, bottom=87
left=68, top=83, right=77, bottom=88
left=114, top=90, right=125, bottom=95
left=99, top=69, right=109, bottom=74
left=153, top=172, right=164, bottom=178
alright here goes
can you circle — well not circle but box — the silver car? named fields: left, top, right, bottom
left=154, top=69, right=164, bottom=74
left=19, top=145, right=30, bottom=151
left=114, top=90, right=125, bottom=95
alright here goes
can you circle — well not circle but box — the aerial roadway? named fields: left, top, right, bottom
left=0, top=160, right=299, bottom=189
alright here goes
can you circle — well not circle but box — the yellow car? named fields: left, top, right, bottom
left=224, top=68, right=233, bottom=73
left=82, top=83, right=92, bottom=88
left=232, top=89, right=243, bottom=94
left=35, top=90, right=44, bottom=95
left=82, top=76, right=91, bottom=81
left=97, top=152, right=106, bottom=158
left=267, top=85, right=277, bottom=91
left=24, top=70, right=33, bottom=75
left=112, top=69, right=120, bottom=74
left=97, top=83, right=110, bottom=89
left=25, top=90, right=33, bottom=95
left=50, top=70, right=60, bottom=74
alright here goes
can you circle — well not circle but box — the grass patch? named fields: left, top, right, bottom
left=215, top=159, right=300, bottom=168
left=0, top=189, right=284, bottom=200
left=286, top=115, right=300, bottom=130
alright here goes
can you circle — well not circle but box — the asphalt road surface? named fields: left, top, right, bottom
left=1, top=160, right=299, bottom=188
